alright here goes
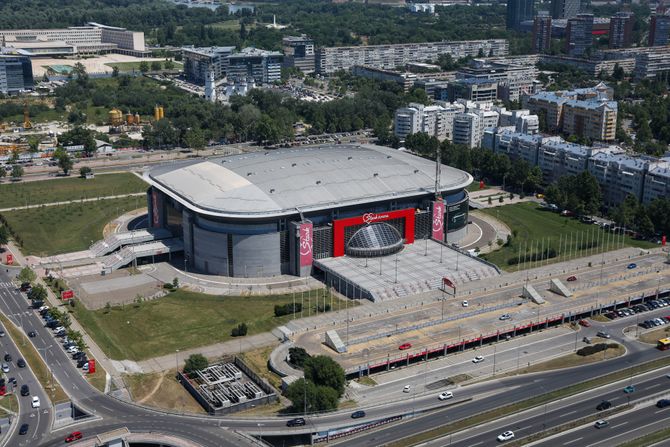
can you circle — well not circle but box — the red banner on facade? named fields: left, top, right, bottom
left=332, top=208, right=415, bottom=257
left=663, top=235, right=667, bottom=246
left=152, top=189, right=160, bottom=227
left=432, top=200, right=445, bottom=241
left=61, top=290, right=74, bottom=300
left=299, top=222, right=313, bottom=267
left=5, top=254, right=13, bottom=265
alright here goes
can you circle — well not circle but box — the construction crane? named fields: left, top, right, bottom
left=23, top=102, right=32, bottom=130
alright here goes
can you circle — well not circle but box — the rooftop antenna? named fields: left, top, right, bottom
left=434, top=145, right=441, bottom=201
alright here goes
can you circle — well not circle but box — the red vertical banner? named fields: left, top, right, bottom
left=663, top=235, right=666, bottom=246
left=479, top=180, right=485, bottom=189
left=299, top=222, right=313, bottom=267
left=432, top=200, right=445, bottom=241
left=5, top=254, right=13, bottom=265
left=88, top=359, right=96, bottom=374
left=152, top=189, right=160, bottom=228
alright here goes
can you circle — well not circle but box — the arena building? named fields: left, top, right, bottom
left=144, top=144, right=472, bottom=279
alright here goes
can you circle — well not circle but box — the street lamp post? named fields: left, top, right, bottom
left=175, top=349, right=179, bottom=372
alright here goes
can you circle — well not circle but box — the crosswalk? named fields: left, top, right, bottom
left=0, top=281, right=15, bottom=288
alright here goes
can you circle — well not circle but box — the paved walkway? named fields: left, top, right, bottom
left=469, top=211, right=511, bottom=254
left=468, top=186, right=540, bottom=209
left=0, top=192, right=146, bottom=213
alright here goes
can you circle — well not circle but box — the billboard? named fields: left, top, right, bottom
left=88, top=359, right=96, bottom=374
left=151, top=189, right=160, bottom=227
left=332, top=208, right=415, bottom=257
left=432, top=200, right=445, bottom=241
left=299, top=222, right=313, bottom=267
left=61, top=290, right=74, bottom=300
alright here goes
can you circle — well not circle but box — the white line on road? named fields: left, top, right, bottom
left=564, top=437, right=583, bottom=445
left=646, top=383, right=662, bottom=389
left=610, top=421, right=628, bottom=429
left=559, top=410, right=578, bottom=417
left=469, top=442, right=484, bottom=447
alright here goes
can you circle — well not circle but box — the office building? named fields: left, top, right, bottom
left=352, top=66, right=417, bottom=91
left=448, top=78, right=498, bottom=102
left=282, top=35, right=315, bottom=74
left=565, top=14, right=594, bottom=57
left=551, top=0, right=580, bottom=19
left=634, top=49, right=670, bottom=80
left=0, top=54, right=33, bottom=94
left=0, top=23, right=146, bottom=56
left=608, top=12, right=634, bottom=49
left=532, top=12, right=553, bottom=53
left=226, top=47, right=283, bottom=84
left=316, top=39, right=509, bottom=74
left=507, top=0, right=535, bottom=31
left=182, top=46, right=236, bottom=85
left=649, top=14, right=670, bottom=47
left=456, top=59, right=537, bottom=102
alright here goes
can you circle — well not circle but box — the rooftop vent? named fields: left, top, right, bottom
left=292, top=163, right=297, bottom=167
left=270, top=188, right=275, bottom=193
left=316, top=180, right=322, bottom=185
left=414, top=169, right=420, bottom=174
left=247, top=172, right=253, bottom=176
left=348, top=156, right=353, bottom=160
left=373, top=173, right=379, bottom=177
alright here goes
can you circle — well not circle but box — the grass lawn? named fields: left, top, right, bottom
left=515, top=344, right=625, bottom=375
left=480, top=202, right=656, bottom=271
left=0, top=314, right=69, bottom=404
left=0, top=173, right=147, bottom=209
left=1, top=195, right=144, bottom=255
left=239, top=345, right=283, bottom=390
left=0, top=394, right=18, bottom=417
left=639, top=327, right=670, bottom=344
left=124, top=370, right=205, bottom=414
left=467, top=182, right=488, bottom=192
left=70, top=289, right=349, bottom=361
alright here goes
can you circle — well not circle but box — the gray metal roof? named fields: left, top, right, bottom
left=145, top=144, right=472, bottom=219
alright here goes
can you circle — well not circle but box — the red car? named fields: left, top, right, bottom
left=65, top=431, right=83, bottom=443
left=567, top=276, right=577, bottom=282
left=578, top=319, right=591, bottom=327
left=399, top=343, right=412, bottom=350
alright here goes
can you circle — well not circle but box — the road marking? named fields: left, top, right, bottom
left=654, top=409, right=667, bottom=414
left=559, top=410, right=578, bottom=417
left=469, top=442, right=484, bottom=447
left=564, top=437, right=583, bottom=445
left=646, top=383, right=662, bottom=389
left=610, top=421, right=628, bottom=429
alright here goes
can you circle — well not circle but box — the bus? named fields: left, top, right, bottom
left=657, top=338, right=670, bottom=351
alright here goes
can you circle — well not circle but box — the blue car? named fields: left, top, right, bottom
left=627, top=263, right=637, bottom=269
left=623, top=385, right=635, bottom=393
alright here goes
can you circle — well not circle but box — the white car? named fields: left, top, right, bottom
left=54, top=326, right=65, bottom=333
left=1, top=363, right=8, bottom=373
left=31, top=396, right=40, bottom=408
left=403, top=385, right=411, bottom=393
left=462, top=300, right=469, bottom=307
left=438, top=391, right=454, bottom=400
left=497, top=431, right=515, bottom=442
left=67, top=346, right=78, bottom=354
left=472, top=356, right=485, bottom=363
left=38, top=306, right=49, bottom=312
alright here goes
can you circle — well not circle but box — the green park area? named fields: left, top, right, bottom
left=70, top=289, right=350, bottom=361
left=0, top=173, right=147, bottom=209
left=480, top=202, right=655, bottom=271
left=105, top=60, right=183, bottom=72
left=0, top=195, right=144, bottom=255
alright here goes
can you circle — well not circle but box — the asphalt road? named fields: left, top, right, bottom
left=0, top=288, right=50, bottom=447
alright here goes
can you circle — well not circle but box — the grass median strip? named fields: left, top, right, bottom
left=385, top=356, right=670, bottom=447
left=0, top=314, right=69, bottom=404
left=617, top=426, right=670, bottom=447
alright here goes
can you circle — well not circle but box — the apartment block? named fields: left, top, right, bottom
left=532, top=13, right=553, bottom=54
left=226, top=47, right=283, bottom=84
left=565, top=14, right=594, bottom=57
left=608, top=12, right=634, bottom=49
left=587, top=150, right=649, bottom=206
left=537, top=139, right=597, bottom=183
left=452, top=113, right=482, bottom=148
left=507, top=0, right=535, bottom=31
left=634, top=49, right=670, bottom=80
left=448, top=78, right=498, bottom=102
left=394, top=102, right=464, bottom=140
left=456, top=59, right=538, bottom=101
left=316, top=39, right=509, bottom=74
left=643, top=159, right=670, bottom=204
left=551, top=0, right=580, bottom=19
left=649, top=14, right=670, bottom=47
left=352, top=65, right=417, bottom=91
left=182, top=46, right=236, bottom=85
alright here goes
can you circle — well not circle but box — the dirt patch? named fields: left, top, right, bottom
left=238, top=344, right=283, bottom=391
left=125, top=370, right=205, bottom=414
left=639, top=327, right=670, bottom=344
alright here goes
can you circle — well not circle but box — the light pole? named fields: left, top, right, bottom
left=175, top=349, right=179, bottom=372
left=257, top=423, right=264, bottom=445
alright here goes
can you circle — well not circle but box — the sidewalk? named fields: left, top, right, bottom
left=0, top=192, right=145, bottom=213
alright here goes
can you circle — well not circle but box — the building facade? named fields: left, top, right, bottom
left=551, top=0, right=580, bottom=19
left=643, top=160, right=670, bottom=204
left=649, top=14, right=670, bottom=47
left=316, top=39, right=509, bottom=74
left=532, top=13, right=553, bottom=54
left=0, top=54, right=33, bottom=94
left=282, top=35, right=315, bottom=74
left=587, top=151, right=647, bottom=206
left=507, top=0, right=535, bottom=31
left=448, top=78, right=498, bottom=102
left=608, top=12, right=633, bottom=49
left=182, top=46, right=236, bottom=85
left=565, top=14, right=594, bottom=57
left=226, top=48, right=283, bottom=84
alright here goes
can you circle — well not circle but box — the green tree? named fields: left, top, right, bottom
left=55, top=148, right=74, bottom=175
left=11, top=164, right=24, bottom=180
left=27, top=284, right=48, bottom=301
left=112, top=66, right=120, bottom=78
left=183, top=353, right=208, bottom=374
left=184, top=127, right=206, bottom=151
left=288, top=347, right=311, bottom=368
left=284, top=378, right=339, bottom=413
left=59, top=126, right=96, bottom=155
left=139, top=61, right=150, bottom=73
left=28, top=138, right=40, bottom=153
left=79, top=166, right=93, bottom=177
left=0, top=168, right=5, bottom=182
left=164, top=59, right=175, bottom=70
left=0, top=226, right=8, bottom=246
left=17, top=267, right=36, bottom=284
left=303, top=355, right=345, bottom=397
left=151, top=60, right=162, bottom=71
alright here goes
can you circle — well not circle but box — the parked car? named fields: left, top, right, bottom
left=583, top=337, right=591, bottom=344
left=462, top=300, right=469, bottom=307
left=77, top=358, right=89, bottom=368
left=596, top=400, right=612, bottom=411
left=627, top=263, right=637, bottom=269
left=398, top=343, right=412, bottom=350
left=497, top=431, right=515, bottom=442
left=65, top=431, right=83, bottom=443
left=499, top=314, right=511, bottom=321
left=3, top=353, right=11, bottom=362
left=351, top=410, right=366, bottom=419
left=578, top=320, right=591, bottom=327
left=656, top=399, right=670, bottom=408
left=567, top=276, right=577, bottom=281
left=286, top=418, right=306, bottom=427
left=27, top=331, right=36, bottom=338
left=1, top=363, right=9, bottom=373
left=438, top=391, right=454, bottom=400
left=67, top=346, right=78, bottom=354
